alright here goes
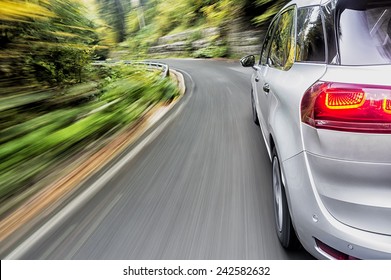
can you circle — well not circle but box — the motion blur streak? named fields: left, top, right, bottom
left=9, top=60, right=312, bottom=259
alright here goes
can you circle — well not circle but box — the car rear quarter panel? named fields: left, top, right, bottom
left=267, top=63, right=326, bottom=162
left=301, top=65, right=391, bottom=237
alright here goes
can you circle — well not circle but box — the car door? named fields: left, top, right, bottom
left=254, top=6, right=296, bottom=152
left=253, top=16, right=278, bottom=143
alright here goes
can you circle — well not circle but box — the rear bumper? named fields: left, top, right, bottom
left=282, top=151, right=391, bottom=259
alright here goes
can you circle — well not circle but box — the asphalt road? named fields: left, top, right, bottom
left=6, top=59, right=313, bottom=259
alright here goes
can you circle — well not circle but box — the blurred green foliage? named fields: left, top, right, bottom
left=95, top=0, right=132, bottom=43
left=253, top=0, right=290, bottom=25
left=0, top=0, right=107, bottom=86
left=0, top=64, right=179, bottom=204
left=0, top=1, right=180, bottom=207
left=193, top=46, right=228, bottom=59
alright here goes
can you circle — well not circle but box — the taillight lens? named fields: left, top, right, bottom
left=301, top=81, right=391, bottom=133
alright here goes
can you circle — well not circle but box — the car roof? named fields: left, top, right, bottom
left=283, top=0, right=324, bottom=9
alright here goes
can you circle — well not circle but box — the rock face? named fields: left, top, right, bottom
left=149, top=41, right=188, bottom=53
left=149, top=19, right=265, bottom=57
left=227, top=30, right=264, bottom=57
left=226, top=18, right=265, bottom=57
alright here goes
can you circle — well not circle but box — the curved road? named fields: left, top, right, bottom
left=6, top=59, right=313, bottom=259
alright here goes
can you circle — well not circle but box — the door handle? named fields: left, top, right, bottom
left=255, top=76, right=260, bottom=82
left=263, top=83, right=270, bottom=93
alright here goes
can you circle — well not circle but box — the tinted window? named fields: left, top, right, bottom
left=296, top=6, right=326, bottom=63
left=336, top=3, right=391, bottom=65
left=322, top=1, right=338, bottom=64
left=260, top=19, right=278, bottom=65
left=268, top=8, right=296, bottom=70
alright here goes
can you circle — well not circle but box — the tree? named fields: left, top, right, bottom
left=0, top=0, right=101, bottom=85
left=96, top=0, right=131, bottom=42
left=253, top=0, right=290, bottom=25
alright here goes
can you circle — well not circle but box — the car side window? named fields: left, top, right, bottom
left=296, top=6, right=326, bottom=63
left=260, top=18, right=278, bottom=65
left=268, top=7, right=296, bottom=70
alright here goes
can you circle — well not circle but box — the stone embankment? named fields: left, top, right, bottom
left=149, top=19, right=265, bottom=57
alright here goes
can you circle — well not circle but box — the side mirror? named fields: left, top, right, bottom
left=240, top=55, right=255, bottom=67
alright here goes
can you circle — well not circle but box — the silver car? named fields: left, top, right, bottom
left=241, top=0, right=391, bottom=259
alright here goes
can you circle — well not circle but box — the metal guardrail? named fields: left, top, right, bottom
left=92, top=60, right=169, bottom=78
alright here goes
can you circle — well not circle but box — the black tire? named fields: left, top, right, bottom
left=251, top=91, right=260, bottom=126
left=272, top=147, right=300, bottom=249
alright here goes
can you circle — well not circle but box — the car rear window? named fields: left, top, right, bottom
left=336, top=1, right=391, bottom=65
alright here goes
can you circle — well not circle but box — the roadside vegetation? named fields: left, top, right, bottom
left=0, top=0, right=179, bottom=206
left=0, top=63, right=179, bottom=205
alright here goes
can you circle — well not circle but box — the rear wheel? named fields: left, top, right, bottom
left=251, top=91, right=259, bottom=126
left=272, top=147, right=299, bottom=249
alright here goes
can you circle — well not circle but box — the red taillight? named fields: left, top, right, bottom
left=301, top=81, right=391, bottom=133
left=384, top=99, right=391, bottom=114
left=325, top=89, right=365, bottom=109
